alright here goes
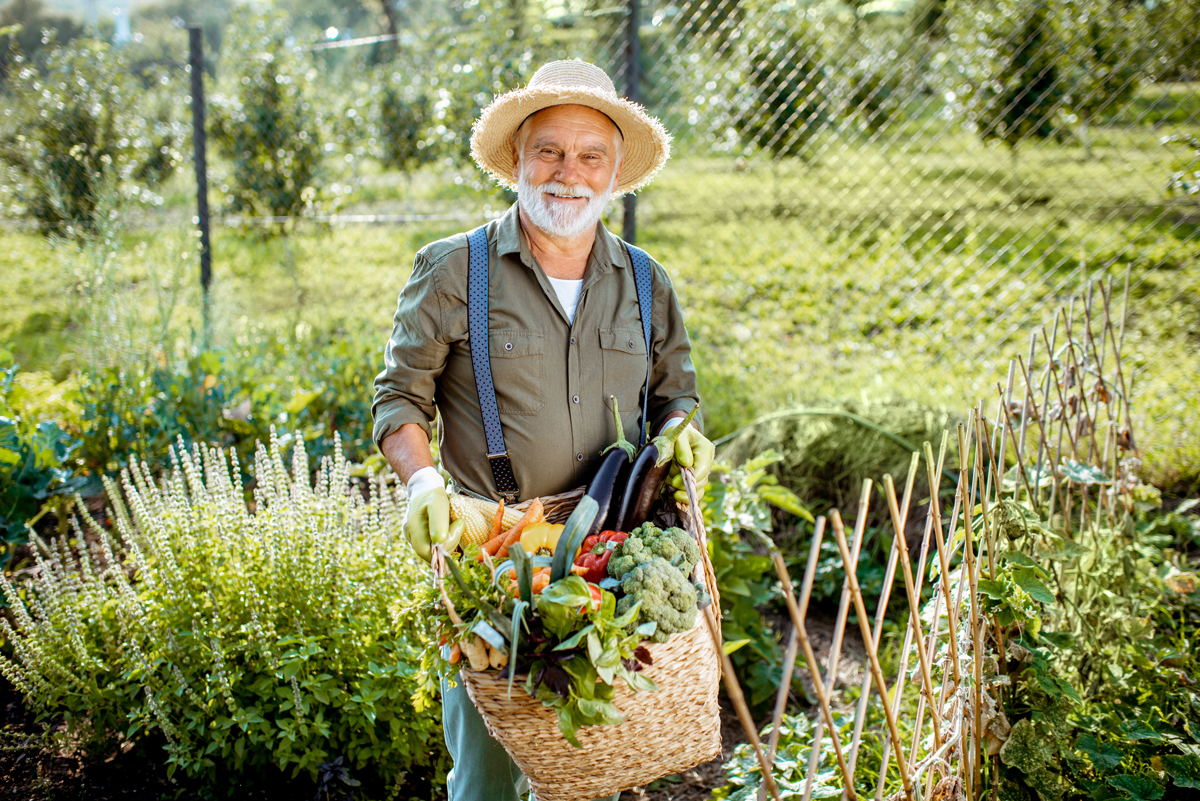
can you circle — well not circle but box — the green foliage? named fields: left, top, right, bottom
left=0, top=434, right=445, bottom=793
left=703, top=451, right=810, bottom=709
left=712, top=700, right=905, bottom=800
left=985, top=483, right=1200, bottom=801
left=1165, top=134, right=1200, bottom=197
left=209, top=10, right=326, bottom=227
left=1061, top=0, right=1148, bottom=129
left=0, top=0, right=84, bottom=82
left=731, top=23, right=830, bottom=159
left=719, top=400, right=956, bottom=517
left=952, top=0, right=1069, bottom=153
left=0, top=360, right=87, bottom=555
left=0, top=36, right=180, bottom=236
left=375, top=78, right=436, bottom=174
left=69, top=321, right=379, bottom=480
left=713, top=712, right=849, bottom=800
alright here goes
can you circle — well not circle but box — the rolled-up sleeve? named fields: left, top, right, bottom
left=647, top=260, right=703, bottom=435
left=372, top=250, right=450, bottom=450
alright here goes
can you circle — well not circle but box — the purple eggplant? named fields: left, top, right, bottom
left=584, top=397, right=637, bottom=539
left=614, top=402, right=700, bottom=532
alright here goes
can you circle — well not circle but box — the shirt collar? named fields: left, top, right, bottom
left=498, top=201, right=627, bottom=275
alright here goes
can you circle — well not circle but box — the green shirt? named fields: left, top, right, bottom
left=371, top=203, right=701, bottom=501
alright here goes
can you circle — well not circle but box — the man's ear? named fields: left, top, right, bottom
left=511, top=148, right=521, bottom=184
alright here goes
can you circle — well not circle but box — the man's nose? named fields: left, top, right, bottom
left=554, top=155, right=583, bottom=184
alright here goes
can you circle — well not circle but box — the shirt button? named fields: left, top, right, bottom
left=576, top=453, right=584, bottom=461
left=572, top=395, right=580, bottom=403
left=570, top=336, right=577, bottom=344
left=628, top=340, right=635, bottom=348
left=504, top=342, right=513, bottom=351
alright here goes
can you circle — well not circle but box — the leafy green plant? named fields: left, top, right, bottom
left=703, top=450, right=812, bottom=709
left=978, top=481, right=1200, bottom=800
left=0, top=360, right=87, bottom=557
left=0, top=434, right=445, bottom=793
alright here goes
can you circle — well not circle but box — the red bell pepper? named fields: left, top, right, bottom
left=573, top=530, right=628, bottom=583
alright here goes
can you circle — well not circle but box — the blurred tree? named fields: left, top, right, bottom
left=732, top=23, right=830, bottom=160
left=209, top=10, right=324, bottom=232
left=673, top=0, right=746, bottom=57
left=1063, top=0, right=1149, bottom=157
left=0, top=35, right=178, bottom=236
left=1148, top=0, right=1200, bottom=81
left=942, top=0, right=1068, bottom=181
left=377, top=81, right=434, bottom=173
left=0, top=0, right=83, bottom=83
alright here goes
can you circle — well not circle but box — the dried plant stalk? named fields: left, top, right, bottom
left=774, top=523, right=858, bottom=799
left=830, top=510, right=914, bottom=800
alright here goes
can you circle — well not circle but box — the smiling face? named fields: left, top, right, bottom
left=512, top=105, right=624, bottom=240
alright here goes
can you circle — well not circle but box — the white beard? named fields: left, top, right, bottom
left=517, top=170, right=616, bottom=240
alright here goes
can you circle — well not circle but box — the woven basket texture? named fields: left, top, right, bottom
left=451, top=475, right=722, bottom=801
left=461, top=613, right=722, bottom=801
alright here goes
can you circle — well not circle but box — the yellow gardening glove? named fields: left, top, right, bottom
left=663, top=421, right=714, bottom=505
left=404, top=467, right=452, bottom=563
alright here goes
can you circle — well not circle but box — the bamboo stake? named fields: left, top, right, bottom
left=1017, top=355, right=1058, bottom=494
left=1018, top=335, right=1035, bottom=467
left=704, top=607, right=783, bottom=801
left=968, top=412, right=987, bottom=801
left=884, top=475, right=944, bottom=754
left=688, top=470, right=783, bottom=801
left=831, top=510, right=915, bottom=800
left=1098, top=281, right=1136, bottom=454
left=925, top=437, right=961, bottom=689
left=760, top=626, right=800, bottom=801
left=996, top=384, right=1038, bottom=512
left=774, top=524, right=857, bottom=799
left=805, top=480, right=870, bottom=801
left=848, top=453, right=921, bottom=793
left=1060, top=308, right=1102, bottom=464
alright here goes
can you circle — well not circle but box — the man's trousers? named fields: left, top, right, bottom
left=441, top=672, right=621, bottom=801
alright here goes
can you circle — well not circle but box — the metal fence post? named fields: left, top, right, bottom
left=188, top=24, right=213, bottom=344
left=622, top=0, right=640, bottom=245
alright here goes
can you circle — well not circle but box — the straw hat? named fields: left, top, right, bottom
left=470, top=60, right=671, bottom=196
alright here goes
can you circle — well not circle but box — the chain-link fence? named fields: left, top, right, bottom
left=1, top=0, right=1196, bottom=485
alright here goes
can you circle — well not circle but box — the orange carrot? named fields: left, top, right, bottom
left=448, top=643, right=462, bottom=664
left=489, top=499, right=506, bottom=542
left=495, top=499, right=544, bottom=559
left=478, top=529, right=508, bottom=561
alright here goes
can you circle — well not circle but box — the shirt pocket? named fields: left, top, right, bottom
left=487, top=329, right=545, bottom=415
left=599, top=328, right=648, bottom=436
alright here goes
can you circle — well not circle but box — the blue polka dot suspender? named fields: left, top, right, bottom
left=465, top=226, right=653, bottom=503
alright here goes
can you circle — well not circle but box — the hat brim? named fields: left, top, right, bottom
left=470, top=85, right=671, bottom=196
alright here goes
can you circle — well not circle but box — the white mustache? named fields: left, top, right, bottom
left=537, top=182, right=594, bottom=199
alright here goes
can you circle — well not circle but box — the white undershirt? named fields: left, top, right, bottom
left=547, top=276, right=584, bottom=323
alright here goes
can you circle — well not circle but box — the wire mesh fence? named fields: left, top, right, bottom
left=0, top=0, right=1196, bottom=480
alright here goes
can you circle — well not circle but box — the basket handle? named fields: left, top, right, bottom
left=679, top=467, right=720, bottom=609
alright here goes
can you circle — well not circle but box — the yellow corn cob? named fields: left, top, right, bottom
left=466, top=496, right=524, bottom=530
left=447, top=494, right=492, bottom=546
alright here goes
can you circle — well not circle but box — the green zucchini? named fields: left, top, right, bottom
left=550, top=496, right=599, bottom=583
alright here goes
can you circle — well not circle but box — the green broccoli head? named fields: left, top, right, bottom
left=642, top=525, right=701, bottom=575
left=608, top=522, right=702, bottom=580
left=615, top=556, right=699, bottom=643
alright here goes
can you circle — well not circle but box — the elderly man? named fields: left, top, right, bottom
left=372, top=60, right=714, bottom=801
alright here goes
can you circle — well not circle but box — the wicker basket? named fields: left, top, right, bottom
left=438, top=470, right=723, bottom=801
